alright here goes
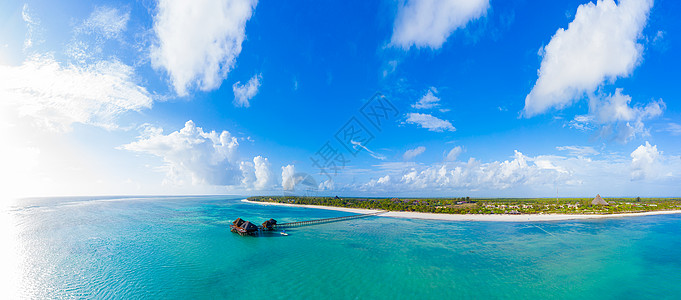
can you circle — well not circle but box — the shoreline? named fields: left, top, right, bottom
left=241, top=199, right=681, bottom=222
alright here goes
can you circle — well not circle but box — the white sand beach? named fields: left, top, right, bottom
left=241, top=199, right=681, bottom=222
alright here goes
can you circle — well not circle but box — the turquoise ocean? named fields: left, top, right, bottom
left=3, top=196, right=681, bottom=299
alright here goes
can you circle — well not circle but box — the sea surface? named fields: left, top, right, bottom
left=2, top=196, right=681, bottom=299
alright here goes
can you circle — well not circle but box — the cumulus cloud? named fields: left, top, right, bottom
left=0, top=55, right=152, bottom=132
left=240, top=155, right=272, bottom=190
left=281, top=165, right=319, bottom=192
left=121, top=120, right=244, bottom=186
left=524, top=0, right=653, bottom=116
left=406, top=113, right=456, bottom=132
left=232, top=73, right=261, bottom=108
left=253, top=156, right=272, bottom=189
left=346, top=143, right=681, bottom=196
left=77, top=6, right=130, bottom=39
left=630, top=141, right=660, bottom=180
left=391, top=0, right=489, bottom=49
left=445, top=146, right=462, bottom=161
left=151, top=0, right=258, bottom=96
left=361, top=150, right=569, bottom=192
left=412, top=87, right=441, bottom=109
left=318, top=179, right=335, bottom=191
left=281, top=164, right=298, bottom=191
left=403, top=146, right=426, bottom=160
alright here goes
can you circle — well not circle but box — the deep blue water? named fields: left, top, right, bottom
left=3, top=196, right=681, bottom=299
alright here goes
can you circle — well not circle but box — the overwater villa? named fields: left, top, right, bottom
left=230, top=218, right=259, bottom=236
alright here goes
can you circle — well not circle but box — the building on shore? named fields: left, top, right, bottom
left=591, top=194, right=608, bottom=206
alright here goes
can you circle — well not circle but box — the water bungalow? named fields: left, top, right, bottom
left=230, top=218, right=259, bottom=236
left=261, top=218, right=277, bottom=231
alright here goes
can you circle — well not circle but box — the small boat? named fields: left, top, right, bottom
left=280, top=230, right=288, bottom=236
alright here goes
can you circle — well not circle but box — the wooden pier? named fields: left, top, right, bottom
left=231, top=211, right=386, bottom=235
left=274, top=211, right=386, bottom=229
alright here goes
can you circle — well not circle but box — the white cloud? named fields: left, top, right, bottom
left=348, top=143, right=681, bottom=196
left=328, top=143, right=681, bottom=196
left=524, top=0, right=653, bottom=116
left=232, top=73, right=262, bottom=108
left=78, top=6, right=130, bottom=39
left=630, top=141, right=660, bottom=180
left=666, top=123, right=681, bottom=136
left=253, top=155, right=272, bottom=189
left=568, top=115, right=594, bottom=131
left=362, top=174, right=393, bottom=189
left=567, top=89, right=664, bottom=143
left=391, top=0, right=490, bottom=49
left=589, top=89, right=664, bottom=123
left=151, top=0, right=258, bottom=96
left=360, top=150, right=568, bottom=192
left=445, top=146, right=462, bottom=161
left=0, top=55, right=152, bottom=132
left=556, top=145, right=599, bottom=157
left=412, top=87, right=440, bottom=109
left=22, top=4, right=40, bottom=49
left=406, top=113, right=456, bottom=132
left=281, top=164, right=299, bottom=191
left=121, top=120, right=243, bottom=186
left=351, top=140, right=387, bottom=160
left=240, top=155, right=272, bottom=190
left=403, top=146, right=426, bottom=160
left=67, top=6, right=132, bottom=64
left=318, top=179, right=335, bottom=191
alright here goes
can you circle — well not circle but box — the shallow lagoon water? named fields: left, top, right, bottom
left=4, top=196, right=681, bottom=299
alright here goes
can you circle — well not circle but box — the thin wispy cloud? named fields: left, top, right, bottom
left=351, top=140, right=387, bottom=160
left=556, top=145, right=600, bottom=157
left=21, top=4, right=41, bottom=49
left=445, top=146, right=462, bottom=161
left=403, top=146, right=426, bottom=161
left=665, top=123, right=681, bottom=135
left=77, top=6, right=130, bottom=39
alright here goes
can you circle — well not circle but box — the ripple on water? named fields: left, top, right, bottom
left=11, top=197, right=681, bottom=299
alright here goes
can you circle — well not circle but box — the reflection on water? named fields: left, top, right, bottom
left=4, top=196, right=681, bottom=299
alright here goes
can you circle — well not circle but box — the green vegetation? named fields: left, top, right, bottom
left=247, top=196, right=681, bottom=215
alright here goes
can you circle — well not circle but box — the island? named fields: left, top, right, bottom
left=244, top=195, right=681, bottom=222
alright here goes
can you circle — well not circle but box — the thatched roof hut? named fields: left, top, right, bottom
left=233, top=218, right=245, bottom=227
left=261, top=218, right=277, bottom=230
left=241, top=221, right=258, bottom=232
left=591, top=194, right=608, bottom=205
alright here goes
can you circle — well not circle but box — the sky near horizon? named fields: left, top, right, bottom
left=1, top=0, right=680, bottom=198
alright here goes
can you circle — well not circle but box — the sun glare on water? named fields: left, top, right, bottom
left=0, top=201, right=21, bottom=299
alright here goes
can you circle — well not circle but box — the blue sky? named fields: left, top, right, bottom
left=1, top=0, right=680, bottom=198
